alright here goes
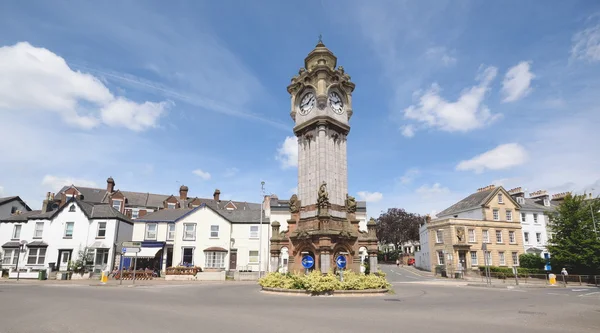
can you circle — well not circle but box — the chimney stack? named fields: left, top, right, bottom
left=213, top=189, right=221, bottom=202
left=107, top=177, right=115, bottom=193
left=508, top=187, right=525, bottom=197
left=41, top=192, right=50, bottom=213
left=179, top=185, right=189, bottom=200
left=477, top=185, right=496, bottom=192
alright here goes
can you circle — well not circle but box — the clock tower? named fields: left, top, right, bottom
left=270, top=39, right=379, bottom=274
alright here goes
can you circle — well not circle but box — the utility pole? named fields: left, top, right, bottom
left=258, top=181, right=265, bottom=278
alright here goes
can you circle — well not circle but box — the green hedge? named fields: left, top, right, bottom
left=478, top=266, right=545, bottom=278
left=258, top=270, right=391, bottom=292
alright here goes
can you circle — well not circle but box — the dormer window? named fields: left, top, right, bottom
left=543, top=199, right=550, bottom=206
left=167, top=203, right=176, bottom=209
left=497, top=193, right=503, bottom=203
left=112, top=200, right=122, bottom=211
left=517, top=197, right=525, bottom=204
left=69, top=205, right=76, bottom=212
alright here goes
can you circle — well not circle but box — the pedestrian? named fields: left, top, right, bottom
left=396, top=259, right=400, bottom=267
left=561, top=267, right=568, bottom=285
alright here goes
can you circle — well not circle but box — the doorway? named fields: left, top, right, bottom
left=57, top=249, right=72, bottom=271
left=166, top=247, right=173, bottom=268
left=229, top=250, right=237, bottom=270
left=458, top=251, right=467, bottom=272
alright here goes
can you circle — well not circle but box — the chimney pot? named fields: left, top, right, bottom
left=179, top=185, right=189, bottom=200
left=107, top=176, right=115, bottom=193
left=213, top=189, right=221, bottom=202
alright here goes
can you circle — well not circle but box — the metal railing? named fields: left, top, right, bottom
left=476, top=271, right=600, bottom=286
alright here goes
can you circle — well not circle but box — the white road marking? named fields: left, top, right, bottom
left=571, top=289, right=588, bottom=292
left=578, top=292, right=600, bottom=297
left=547, top=292, right=569, bottom=296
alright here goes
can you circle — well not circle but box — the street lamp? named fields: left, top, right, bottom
left=16, top=240, right=28, bottom=281
left=258, top=181, right=265, bottom=278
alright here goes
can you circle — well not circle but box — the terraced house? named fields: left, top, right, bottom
left=416, top=185, right=525, bottom=275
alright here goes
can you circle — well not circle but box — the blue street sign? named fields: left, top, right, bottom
left=122, top=248, right=126, bottom=254
left=545, top=264, right=552, bottom=271
left=336, top=255, right=347, bottom=269
left=301, top=255, right=314, bottom=269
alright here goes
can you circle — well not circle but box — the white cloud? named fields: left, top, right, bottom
left=399, top=168, right=420, bottom=184
left=276, top=136, right=298, bottom=169
left=456, top=143, right=528, bottom=174
left=192, top=169, right=211, bottom=180
left=357, top=191, right=383, bottom=202
left=401, top=124, right=415, bottom=138
left=223, top=168, right=240, bottom=178
left=501, top=61, right=535, bottom=102
left=415, top=183, right=450, bottom=198
left=41, top=175, right=98, bottom=191
left=0, top=42, right=170, bottom=131
left=425, top=47, right=457, bottom=66
left=402, top=66, right=501, bottom=135
left=571, top=22, right=600, bottom=62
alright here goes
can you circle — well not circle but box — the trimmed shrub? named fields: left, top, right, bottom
left=258, top=270, right=391, bottom=292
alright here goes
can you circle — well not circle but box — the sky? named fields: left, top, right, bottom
left=1, top=0, right=599, bottom=218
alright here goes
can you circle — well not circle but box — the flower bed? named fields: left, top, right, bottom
left=166, top=266, right=202, bottom=275
left=258, top=270, right=391, bottom=295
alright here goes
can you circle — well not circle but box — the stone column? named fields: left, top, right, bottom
left=270, top=252, right=280, bottom=273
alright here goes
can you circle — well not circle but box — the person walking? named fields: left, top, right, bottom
left=561, top=267, right=568, bottom=285
left=396, top=259, right=400, bottom=267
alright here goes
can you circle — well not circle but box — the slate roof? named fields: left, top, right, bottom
left=137, top=208, right=195, bottom=222
left=0, top=210, right=42, bottom=222
left=1, top=241, right=20, bottom=248
left=518, top=198, right=555, bottom=212
left=138, top=202, right=269, bottom=224
left=437, top=188, right=496, bottom=217
left=26, top=199, right=132, bottom=224
left=0, top=196, right=32, bottom=211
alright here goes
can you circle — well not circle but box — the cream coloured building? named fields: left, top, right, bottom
left=417, top=185, right=524, bottom=275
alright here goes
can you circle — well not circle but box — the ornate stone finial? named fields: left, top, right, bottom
left=346, top=193, right=357, bottom=214
left=318, top=33, right=323, bottom=44
left=455, top=226, right=465, bottom=243
left=317, top=182, right=329, bottom=208
left=367, top=217, right=377, bottom=226
left=289, top=194, right=299, bottom=214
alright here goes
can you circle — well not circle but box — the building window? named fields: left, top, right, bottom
left=2, top=249, right=18, bottom=265
left=437, top=251, right=445, bottom=265
left=493, top=209, right=499, bottom=221
left=132, top=210, right=139, bottom=219
left=543, top=198, right=550, bottom=206
left=167, top=202, right=176, bottom=209
left=64, top=222, right=74, bottom=238
left=468, top=229, right=476, bottom=242
left=167, top=224, right=176, bottom=240
left=69, top=205, right=76, bottom=212
left=112, top=200, right=122, bottom=211
left=34, top=222, right=44, bottom=238
left=533, top=214, right=538, bottom=224
left=12, top=225, right=22, bottom=239
left=521, top=213, right=526, bottom=222
left=496, top=230, right=503, bottom=243
left=509, top=231, right=516, bottom=243
left=210, top=225, right=219, bottom=238
left=497, top=193, right=503, bottom=203
left=512, top=252, right=519, bottom=266
left=524, top=232, right=529, bottom=244
left=517, top=197, right=525, bottom=204
left=484, top=251, right=492, bottom=265
left=249, top=250, right=259, bottom=263
left=11, top=206, right=18, bottom=214
left=182, top=248, right=194, bottom=266
left=94, top=249, right=109, bottom=266
left=205, top=251, right=225, bottom=268
left=536, top=232, right=541, bottom=243
left=499, top=251, right=506, bottom=266
left=250, top=226, right=259, bottom=238
left=145, top=223, right=157, bottom=240
left=482, top=229, right=489, bottom=243
left=435, top=230, right=444, bottom=243
left=95, top=222, right=107, bottom=238
left=470, top=251, right=478, bottom=266
left=27, top=248, right=46, bottom=265
left=183, top=223, right=196, bottom=241
left=506, top=210, right=512, bottom=221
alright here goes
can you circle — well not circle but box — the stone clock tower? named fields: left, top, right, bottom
left=270, top=39, right=379, bottom=274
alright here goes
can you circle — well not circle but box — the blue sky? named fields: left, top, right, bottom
left=1, top=0, right=599, bottom=217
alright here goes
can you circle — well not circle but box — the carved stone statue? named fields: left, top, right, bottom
left=289, top=194, right=299, bottom=214
left=346, top=193, right=357, bottom=214
left=456, top=227, right=465, bottom=243
left=317, top=182, right=329, bottom=208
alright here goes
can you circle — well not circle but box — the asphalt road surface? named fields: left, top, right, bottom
left=379, top=263, right=434, bottom=282
left=0, top=280, right=598, bottom=333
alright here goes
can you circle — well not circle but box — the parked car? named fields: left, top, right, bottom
left=407, top=258, right=415, bottom=266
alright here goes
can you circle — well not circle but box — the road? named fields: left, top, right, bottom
left=379, top=263, right=435, bottom=282
left=1, top=279, right=598, bottom=333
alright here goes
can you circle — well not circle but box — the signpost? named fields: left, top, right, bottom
left=301, top=255, right=314, bottom=275
left=336, top=255, right=347, bottom=282
left=120, top=242, right=142, bottom=285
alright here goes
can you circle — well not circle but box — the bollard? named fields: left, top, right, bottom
left=101, top=271, right=108, bottom=284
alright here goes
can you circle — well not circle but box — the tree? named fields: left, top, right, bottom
left=518, top=253, right=544, bottom=270
left=376, top=208, right=422, bottom=253
left=546, top=193, right=600, bottom=275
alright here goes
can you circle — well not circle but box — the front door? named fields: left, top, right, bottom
left=57, top=250, right=72, bottom=271
left=166, top=247, right=173, bottom=268
left=229, top=251, right=237, bottom=270
left=458, top=251, right=467, bottom=271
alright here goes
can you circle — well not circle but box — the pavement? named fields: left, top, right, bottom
left=1, top=273, right=598, bottom=333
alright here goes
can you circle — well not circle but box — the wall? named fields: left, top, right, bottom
left=415, top=223, right=430, bottom=271
left=230, top=221, right=269, bottom=272
left=520, top=211, right=549, bottom=256
left=0, top=200, right=29, bottom=219
left=132, top=221, right=170, bottom=242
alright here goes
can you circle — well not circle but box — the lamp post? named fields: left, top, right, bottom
left=258, top=181, right=265, bottom=278
left=16, top=240, right=28, bottom=281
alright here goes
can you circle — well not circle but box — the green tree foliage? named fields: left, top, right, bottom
left=518, top=253, right=545, bottom=270
left=546, top=193, right=600, bottom=274
left=376, top=208, right=422, bottom=251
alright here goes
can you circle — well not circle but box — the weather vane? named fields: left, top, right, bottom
left=318, top=33, right=323, bottom=43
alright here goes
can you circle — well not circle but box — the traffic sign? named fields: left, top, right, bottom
left=122, top=241, right=141, bottom=248
left=336, top=255, right=347, bottom=269
left=123, top=247, right=141, bottom=253
left=301, top=255, right=314, bottom=269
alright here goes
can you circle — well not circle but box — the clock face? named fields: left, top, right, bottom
left=299, top=92, right=315, bottom=115
left=329, top=91, right=344, bottom=114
